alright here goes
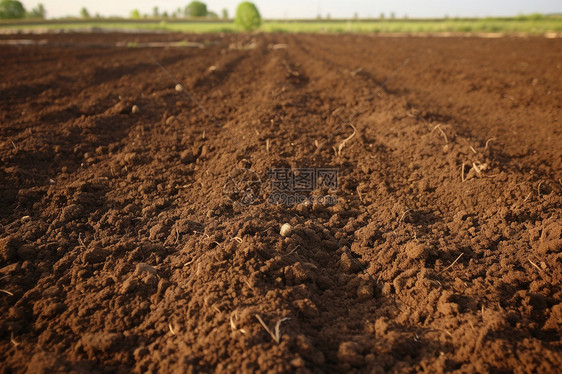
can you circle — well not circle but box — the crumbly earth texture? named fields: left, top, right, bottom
left=0, top=32, right=561, bottom=373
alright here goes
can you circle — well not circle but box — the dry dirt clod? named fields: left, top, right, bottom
left=135, top=262, right=157, bottom=276
left=405, top=241, right=429, bottom=260
left=0, top=236, right=19, bottom=262
left=357, top=281, right=374, bottom=301
left=338, top=341, right=364, bottom=366
left=180, top=149, right=196, bottom=164
left=17, top=244, right=35, bottom=260
left=120, top=278, right=137, bottom=294
left=83, top=243, right=109, bottom=264
left=131, top=105, right=140, bottom=114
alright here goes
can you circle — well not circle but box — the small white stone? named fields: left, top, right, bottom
left=175, top=84, right=183, bottom=92
left=280, top=223, right=292, bottom=237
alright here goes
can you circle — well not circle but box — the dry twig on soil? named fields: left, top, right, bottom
left=230, top=311, right=247, bottom=335
left=472, top=162, right=488, bottom=176
left=441, top=253, right=464, bottom=272
left=485, top=137, right=497, bottom=150
left=337, top=124, right=357, bottom=156
left=432, top=124, right=448, bottom=144
left=168, top=323, right=176, bottom=335
left=398, top=209, right=412, bottom=224
left=528, top=259, right=544, bottom=274
left=357, top=186, right=364, bottom=202
left=255, top=314, right=290, bottom=344
left=10, top=333, right=19, bottom=347
left=78, top=233, right=87, bottom=249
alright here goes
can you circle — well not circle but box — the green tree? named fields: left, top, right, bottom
left=207, top=10, right=218, bottom=18
left=153, top=6, right=159, bottom=17
left=0, top=0, right=26, bottom=19
left=235, top=2, right=261, bottom=31
left=184, top=1, right=207, bottom=17
left=29, top=3, right=46, bottom=18
left=80, top=7, right=90, bottom=18
left=130, top=9, right=140, bottom=19
left=221, top=8, right=228, bottom=19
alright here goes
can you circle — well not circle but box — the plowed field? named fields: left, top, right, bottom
left=1, top=33, right=561, bottom=372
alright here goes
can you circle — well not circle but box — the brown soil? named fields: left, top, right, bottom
left=1, top=32, right=561, bottom=373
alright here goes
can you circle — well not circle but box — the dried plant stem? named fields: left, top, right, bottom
left=168, top=323, right=176, bottom=335
left=528, top=259, right=542, bottom=273
left=442, top=253, right=464, bottom=272
left=485, top=137, right=497, bottom=150
left=433, top=124, right=448, bottom=143
left=255, top=314, right=289, bottom=344
left=398, top=209, right=411, bottom=224
left=337, top=124, right=357, bottom=156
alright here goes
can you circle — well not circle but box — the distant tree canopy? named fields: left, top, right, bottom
left=221, top=8, right=228, bottom=19
left=184, top=1, right=207, bottom=17
left=235, top=2, right=261, bottom=31
left=130, top=9, right=140, bottom=19
left=0, top=0, right=26, bottom=19
left=516, top=13, right=544, bottom=20
left=80, top=7, right=90, bottom=18
left=29, top=3, right=46, bottom=19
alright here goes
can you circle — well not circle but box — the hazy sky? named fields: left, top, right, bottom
left=20, top=0, right=562, bottom=19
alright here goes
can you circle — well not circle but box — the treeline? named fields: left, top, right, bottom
left=0, top=1, right=262, bottom=31
left=0, top=0, right=45, bottom=19
left=130, top=1, right=227, bottom=19
left=128, top=1, right=262, bottom=30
